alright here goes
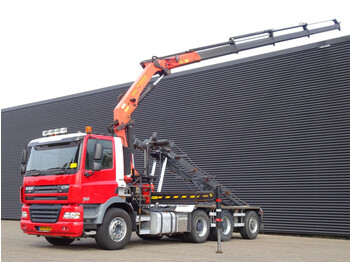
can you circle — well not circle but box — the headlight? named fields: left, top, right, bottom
left=63, top=212, right=81, bottom=219
left=22, top=211, right=28, bottom=218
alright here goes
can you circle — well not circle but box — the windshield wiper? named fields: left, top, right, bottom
left=45, top=167, right=70, bottom=174
left=54, top=159, right=75, bottom=175
left=54, top=165, right=75, bottom=175
left=46, top=167, right=64, bottom=170
left=29, top=167, right=66, bottom=175
left=54, top=170, right=66, bottom=175
left=26, top=169, right=42, bottom=176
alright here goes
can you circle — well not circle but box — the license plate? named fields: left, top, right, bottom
left=39, top=226, right=52, bottom=232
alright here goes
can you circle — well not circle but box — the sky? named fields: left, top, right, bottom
left=0, top=0, right=349, bottom=110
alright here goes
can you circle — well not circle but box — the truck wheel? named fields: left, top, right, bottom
left=45, top=237, right=75, bottom=246
left=185, top=210, right=210, bottom=243
left=95, top=208, right=132, bottom=250
left=136, top=233, right=163, bottom=240
left=209, top=210, right=234, bottom=242
left=240, top=211, right=260, bottom=239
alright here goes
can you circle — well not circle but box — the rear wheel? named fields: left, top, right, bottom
left=45, top=237, right=75, bottom=246
left=240, top=211, right=260, bottom=239
left=95, top=208, right=132, bottom=250
left=184, top=210, right=210, bottom=243
left=209, top=210, right=234, bottom=242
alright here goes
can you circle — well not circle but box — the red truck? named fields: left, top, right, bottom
left=20, top=20, right=340, bottom=250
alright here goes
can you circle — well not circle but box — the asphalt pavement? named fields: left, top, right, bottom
left=1, top=220, right=349, bottom=262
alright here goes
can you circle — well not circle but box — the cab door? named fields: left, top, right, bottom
left=81, top=137, right=117, bottom=203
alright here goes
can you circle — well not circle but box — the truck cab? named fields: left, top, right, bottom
left=20, top=128, right=132, bottom=242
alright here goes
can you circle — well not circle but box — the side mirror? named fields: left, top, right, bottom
left=21, top=148, right=28, bottom=165
left=92, top=143, right=103, bottom=171
left=20, top=165, right=26, bottom=175
left=92, top=161, right=102, bottom=171
left=94, top=143, right=103, bottom=160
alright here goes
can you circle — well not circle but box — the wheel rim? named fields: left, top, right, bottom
left=222, top=216, right=231, bottom=235
left=195, top=217, right=208, bottom=237
left=248, top=216, right=258, bottom=234
left=109, top=217, right=127, bottom=242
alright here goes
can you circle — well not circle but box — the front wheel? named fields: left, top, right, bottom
left=240, top=211, right=260, bottom=239
left=184, top=210, right=210, bottom=243
left=95, top=208, right=132, bottom=250
left=45, top=237, right=75, bottom=246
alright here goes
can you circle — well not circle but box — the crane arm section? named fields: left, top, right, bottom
left=113, top=52, right=202, bottom=131
left=112, top=19, right=340, bottom=146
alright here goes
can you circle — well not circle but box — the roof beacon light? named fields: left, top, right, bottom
left=42, top=127, right=68, bottom=137
left=85, top=126, right=92, bottom=134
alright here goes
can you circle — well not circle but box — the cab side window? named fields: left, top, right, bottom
left=85, top=139, right=113, bottom=170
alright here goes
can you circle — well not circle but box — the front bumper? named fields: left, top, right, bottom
left=20, top=204, right=84, bottom=238
left=20, top=220, right=83, bottom=238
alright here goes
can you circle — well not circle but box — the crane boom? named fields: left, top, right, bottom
left=111, top=19, right=340, bottom=149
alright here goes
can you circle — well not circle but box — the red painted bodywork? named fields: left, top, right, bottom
left=21, top=205, right=84, bottom=237
left=20, top=134, right=123, bottom=238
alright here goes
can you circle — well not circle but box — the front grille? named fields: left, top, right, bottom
left=25, top=196, right=68, bottom=201
left=25, top=185, right=69, bottom=194
left=32, top=185, right=59, bottom=193
left=29, top=204, right=62, bottom=223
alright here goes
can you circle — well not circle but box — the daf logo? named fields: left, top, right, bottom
left=25, top=186, right=35, bottom=191
left=61, top=185, right=69, bottom=190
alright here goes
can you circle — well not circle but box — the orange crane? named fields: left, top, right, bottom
left=111, top=19, right=340, bottom=174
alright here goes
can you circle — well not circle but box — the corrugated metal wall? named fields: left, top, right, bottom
left=2, top=36, right=350, bottom=237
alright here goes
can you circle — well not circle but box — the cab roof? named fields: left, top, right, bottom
left=28, top=133, right=86, bottom=147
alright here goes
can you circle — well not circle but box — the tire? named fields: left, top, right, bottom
left=95, top=208, right=132, bottom=250
left=184, top=210, right=210, bottom=243
left=240, top=211, right=260, bottom=239
left=209, top=210, right=234, bottom=242
left=137, top=233, right=163, bottom=240
left=45, top=237, right=75, bottom=246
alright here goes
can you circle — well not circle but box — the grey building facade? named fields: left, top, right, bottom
left=2, top=35, right=350, bottom=237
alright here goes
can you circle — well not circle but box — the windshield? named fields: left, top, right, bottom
left=26, top=141, right=81, bottom=175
